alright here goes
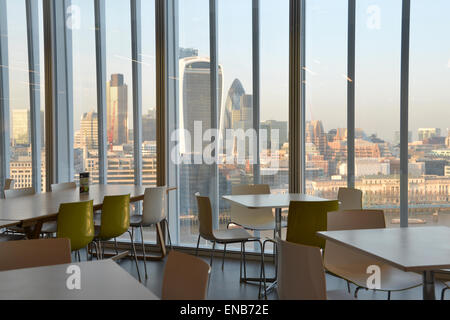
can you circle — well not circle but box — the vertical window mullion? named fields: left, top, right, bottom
left=252, top=0, right=260, bottom=184
left=131, top=0, right=143, bottom=186
left=347, top=0, right=356, bottom=189
left=0, top=0, right=10, bottom=197
left=400, top=0, right=411, bottom=228
left=26, top=0, right=42, bottom=193
left=209, top=0, right=219, bottom=230
left=94, top=0, right=108, bottom=185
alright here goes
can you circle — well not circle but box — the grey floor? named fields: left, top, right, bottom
left=108, top=252, right=449, bottom=300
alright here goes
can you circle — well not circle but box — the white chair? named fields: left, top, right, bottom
left=51, top=182, right=77, bottom=192
left=4, top=188, right=57, bottom=235
left=337, top=187, right=363, bottom=211
left=129, top=187, right=173, bottom=279
left=273, top=239, right=354, bottom=300
left=324, top=210, right=423, bottom=299
left=229, top=184, right=287, bottom=232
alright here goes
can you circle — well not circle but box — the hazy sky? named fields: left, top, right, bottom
left=5, top=0, right=450, bottom=143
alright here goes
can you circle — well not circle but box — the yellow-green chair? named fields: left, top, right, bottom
left=56, top=200, right=96, bottom=262
left=94, top=194, right=141, bottom=282
left=260, top=200, right=339, bottom=299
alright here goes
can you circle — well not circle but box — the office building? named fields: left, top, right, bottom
left=106, top=74, right=128, bottom=146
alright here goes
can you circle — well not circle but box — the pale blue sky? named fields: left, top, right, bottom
left=5, top=0, right=450, bottom=143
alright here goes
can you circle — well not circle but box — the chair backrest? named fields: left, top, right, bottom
left=277, top=239, right=327, bottom=300
left=99, top=194, right=131, bottom=240
left=51, top=182, right=77, bottom=192
left=4, top=179, right=14, bottom=191
left=142, top=187, right=166, bottom=225
left=286, top=200, right=339, bottom=249
left=4, top=187, right=35, bottom=199
left=57, top=200, right=94, bottom=252
left=195, top=195, right=215, bottom=241
left=162, top=250, right=211, bottom=300
left=0, top=238, right=72, bottom=272
left=324, top=210, right=386, bottom=271
left=337, top=188, right=363, bottom=211
left=230, top=184, right=273, bottom=227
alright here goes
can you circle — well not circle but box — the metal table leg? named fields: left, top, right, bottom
left=423, top=271, right=436, bottom=300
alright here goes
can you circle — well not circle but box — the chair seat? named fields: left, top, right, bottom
left=41, top=221, right=57, bottom=234
left=0, top=233, right=26, bottom=242
left=445, top=282, right=450, bottom=289
left=130, top=214, right=143, bottom=227
left=231, top=220, right=288, bottom=232
left=213, top=228, right=253, bottom=243
left=326, top=290, right=355, bottom=300
left=326, top=263, right=422, bottom=292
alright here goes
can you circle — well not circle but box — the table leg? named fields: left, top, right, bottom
left=423, top=271, right=436, bottom=300
left=275, top=208, right=282, bottom=239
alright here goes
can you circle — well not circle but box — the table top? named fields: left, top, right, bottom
left=0, top=220, right=20, bottom=228
left=0, top=185, right=147, bottom=223
left=223, top=193, right=334, bottom=209
left=318, top=226, right=450, bottom=272
left=0, top=259, right=159, bottom=300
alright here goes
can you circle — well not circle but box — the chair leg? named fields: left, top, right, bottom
left=441, top=287, right=449, bottom=300
left=387, top=291, right=391, bottom=300
left=114, top=238, right=119, bottom=255
left=77, top=250, right=81, bottom=262
left=127, top=230, right=142, bottom=283
left=221, top=243, right=227, bottom=271
left=195, top=234, right=201, bottom=256
left=139, top=225, right=148, bottom=279
left=354, top=286, right=363, bottom=299
left=164, top=219, right=173, bottom=250
left=347, top=281, right=351, bottom=293
left=210, top=241, right=216, bottom=266
left=239, top=242, right=243, bottom=281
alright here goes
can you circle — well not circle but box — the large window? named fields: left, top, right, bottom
left=71, top=0, right=98, bottom=185
left=409, top=0, right=450, bottom=227
left=305, top=0, right=348, bottom=199
left=105, top=0, right=134, bottom=185
left=355, top=0, right=402, bottom=227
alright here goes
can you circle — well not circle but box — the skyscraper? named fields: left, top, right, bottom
left=80, top=111, right=98, bottom=150
left=106, top=74, right=128, bottom=146
left=418, top=128, right=441, bottom=141
left=11, top=109, right=45, bottom=146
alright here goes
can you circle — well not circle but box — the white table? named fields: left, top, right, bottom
left=317, top=226, right=450, bottom=300
left=0, top=260, right=159, bottom=300
left=223, top=193, right=334, bottom=238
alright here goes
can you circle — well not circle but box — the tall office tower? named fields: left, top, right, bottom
left=260, top=120, right=288, bottom=149
left=11, top=109, right=30, bottom=146
left=221, top=79, right=253, bottom=157
left=179, top=47, right=199, bottom=59
left=11, top=109, right=45, bottom=146
left=305, top=120, right=329, bottom=158
left=106, top=74, right=128, bottom=146
left=178, top=56, right=226, bottom=216
left=142, top=109, right=156, bottom=142
left=79, top=111, right=98, bottom=150
left=418, top=128, right=441, bottom=141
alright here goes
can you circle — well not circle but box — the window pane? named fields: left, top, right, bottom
left=305, top=0, right=348, bottom=199
left=7, top=0, right=33, bottom=190
left=177, top=0, right=211, bottom=246
left=141, top=0, right=157, bottom=188
left=71, top=0, right=98, bottom=185
left=355, top=0, right=402, bottom=227
left=105, top=0, right=134, bottom=185
left=218, top=0, right=253, bottom=241
left=409, top=0, right=450, bottom=227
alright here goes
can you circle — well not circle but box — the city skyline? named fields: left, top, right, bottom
left=5, top=0, right=449, bottom=144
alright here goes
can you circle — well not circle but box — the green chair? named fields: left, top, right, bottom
left=260, top=200, right=339, bottom=299
left=94, top=194, right=141, bottom=282
left=56, top=200, right=96, bottom=262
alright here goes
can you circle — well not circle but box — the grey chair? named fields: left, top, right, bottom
left=195, top=194, right=263, bottom=282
